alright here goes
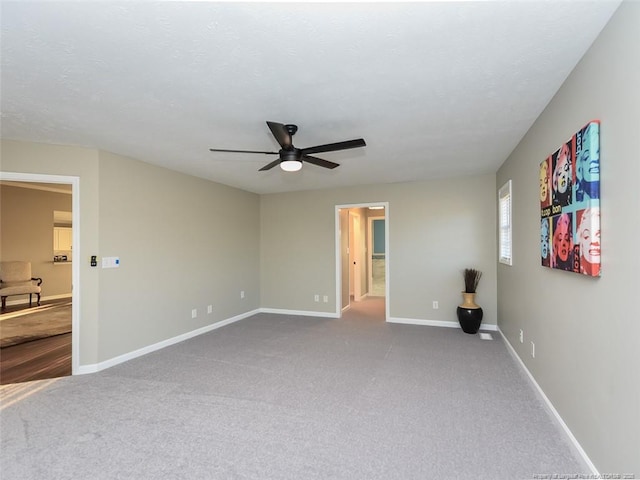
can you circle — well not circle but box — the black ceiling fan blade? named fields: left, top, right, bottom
left=258, top=159, right=282, bottom=171
left=266, top=121, right=292, bottom=149
left=209, top=148, right=278, bottom=155
left=301, top=138, right=366, bottom=156
left=302, top=155, right=339, bottom=170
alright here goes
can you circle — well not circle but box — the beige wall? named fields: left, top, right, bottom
left=260, top=174, right=497, bottom=325
left=1, top=140, right=260, bottom=366
left=496, top=2, right=639, bottom=472
left=96, top=151, right=260, bottom=360
left=1, top=184, right=73, bottom=299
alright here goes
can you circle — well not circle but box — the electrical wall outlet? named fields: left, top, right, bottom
left=519, top=329, right=524, bottom=343
left=531, top=341, right=535, bottom=358
left=191, top=309, right=197, bottom=319
left=207, top=305, right=213, bottom=314
left=240, top=291, right=245, bottom=299
left=314, top=294, right=319, bottom=302
left=432, top=301, right=439, bottom=309
left=323, top=295, right=328, bottom=303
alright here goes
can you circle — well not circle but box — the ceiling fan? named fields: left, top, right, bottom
left=209, top=121, right=366, bottom=172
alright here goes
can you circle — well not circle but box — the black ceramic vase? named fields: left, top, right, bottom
left=457, top=292, right=483, bottom=334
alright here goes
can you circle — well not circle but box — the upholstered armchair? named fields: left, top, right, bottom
left=0, top=261, right=43, bottom=310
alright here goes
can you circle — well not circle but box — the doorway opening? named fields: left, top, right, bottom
left=0, top=172, right=80, bottom=384
left=335, top=202, right=389, bottom=321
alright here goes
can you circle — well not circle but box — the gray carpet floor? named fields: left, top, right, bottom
left=1, top=298, right=587, bottom=479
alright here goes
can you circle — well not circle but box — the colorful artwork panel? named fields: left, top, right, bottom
left=540, top=157, right=551, bottom=208
left=540, top=120, right=600, bottom=277
left=574, top=122, right=600, bottom=204
left=551, top=212, right=573, bottom=271
left=551, top=141, right=573, bottom=207
left=540, top=217, right=551, bottom=267
left=575, top=207, right=601, bottom=276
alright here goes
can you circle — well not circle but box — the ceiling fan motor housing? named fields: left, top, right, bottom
left=280, top=149, right=302, bottom=161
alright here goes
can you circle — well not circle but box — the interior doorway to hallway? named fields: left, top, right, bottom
left=335, top=202, right=389, bottom=321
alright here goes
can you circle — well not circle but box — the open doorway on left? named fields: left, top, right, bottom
left=0, top=180, right=73, bottom=384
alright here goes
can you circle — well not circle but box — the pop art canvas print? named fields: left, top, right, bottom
left=540, top=120, right=600, bottom=277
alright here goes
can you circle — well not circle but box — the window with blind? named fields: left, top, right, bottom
left=499, top=180, right=512, bottom=265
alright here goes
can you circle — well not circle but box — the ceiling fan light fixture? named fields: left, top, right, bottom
left=209, top=121, right=365, bottom=172
left=280, top=160, right=302, bottom=172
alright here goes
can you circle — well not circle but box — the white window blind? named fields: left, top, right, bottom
left=499, top=180, right=512, bottom=265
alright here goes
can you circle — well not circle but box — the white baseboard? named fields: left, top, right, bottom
left=4, top=293, right=71, bottom=306
left=497, top=327, right=598, bottom=474
left=259, top=307, right=339, bottom=318
left=387, top=316, right=498, bottom=331
left=76, top=308, right=260, bottom=375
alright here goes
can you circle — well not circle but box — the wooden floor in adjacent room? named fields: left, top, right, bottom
left=0, top=300, right=72, bottom=385
left=1, top=333, right=71, bottom=385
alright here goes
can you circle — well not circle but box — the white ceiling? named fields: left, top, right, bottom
left=0, top=1, right=620, bottom=195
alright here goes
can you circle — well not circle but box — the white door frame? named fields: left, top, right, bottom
left=335, top=202, right=390, bottom=321
left=0, top=171, right=81, bottom=375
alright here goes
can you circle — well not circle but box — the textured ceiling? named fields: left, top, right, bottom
left=0, top=1, right=620, bottom=194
